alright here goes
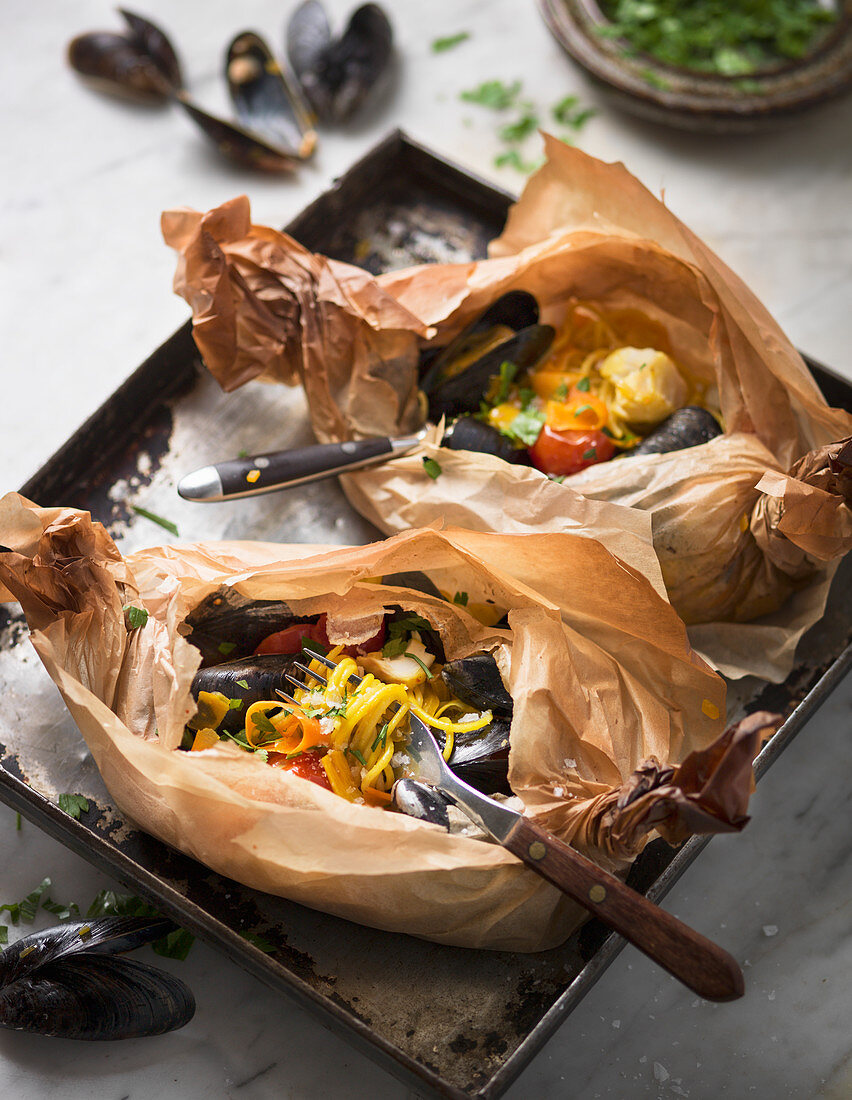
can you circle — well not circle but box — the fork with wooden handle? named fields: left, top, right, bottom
left=286, top=653, right=744, bottom=1003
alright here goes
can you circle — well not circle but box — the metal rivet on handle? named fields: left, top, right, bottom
left=528, top=841, right=546, bottom=860
left=589, top=884, right=606, bottom=903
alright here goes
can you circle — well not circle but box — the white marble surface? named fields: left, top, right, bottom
left=2, top=1, right=851, bottom=1097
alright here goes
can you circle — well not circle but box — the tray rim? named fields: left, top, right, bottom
left=4, top=127, right=851, bottom=1100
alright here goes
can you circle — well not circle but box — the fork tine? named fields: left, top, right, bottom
left=298, top=648, right=365, bottom=688
left=306, top=650, right=339, bottom=672
left=275, top=688, right=301, bottom=706
left=292, top=660, right=327, bottom=686
left=285, top=672, right=312, bottom=693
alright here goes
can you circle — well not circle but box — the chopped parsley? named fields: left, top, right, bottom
left=236, top=679, right=250, bottom=689
left=124, top=604, right=149, bottom=629
left=499, top=112, right=539, bottom=143
left=58, top=793, right=89, bottom=820
left=350, top=748, right=369, bottom=767
left=217, top=641, right=236, bottom=656
left=554, top=381, right=569, bottom=401
left=371, top=723, right=389, bottom=752
left=431, top=31, right=470, bottom=52
left=381, top=634, right=408, bottom=659
left=240, top=930, right=276, bottom=953
left=228, top=697, right=244, bottom=710
left=250, top=711, right=278, bottom=735
left=422, top=456, right=443, bottom=480
left=452, top=591, right=469, bottom=606
left=500, top=407, right=545, bottom=447
left=86, top=889, right=195, bottom=959
left=130, top=505, right=179, bottom=537
left=494, top=149, right=542, bottom=174
left=493, top=360, right=518, bottom=404
left=237, top=448, right=248, bottom=459
left=575, top=376, right=591, bottom=392
left=15, top=813, right=21, bottom=831
left=582, top=447, right=598, bottom=460
left=575, top=404, right=594, bottom=415
left=404, top=651, right=434, bottom=679
left=460, top=79, right=521, bottom=109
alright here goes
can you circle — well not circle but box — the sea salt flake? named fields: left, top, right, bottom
left=553, top=786, right=565, bottom=798
left=653, top=1062, right=669, bottom=1083
left=768, top=990, right=776, bottom=1001
left=564, top=757, right=577, bottom=770
left=638, top=1055, right=647, bottom=1064
left=612, top=1019, right=621, bottom=1029
left=762, top=925, right=779, bottom=937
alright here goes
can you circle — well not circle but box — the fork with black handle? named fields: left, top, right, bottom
left=284, top=651, right=744, bottom=1003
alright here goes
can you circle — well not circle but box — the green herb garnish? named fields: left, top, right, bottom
left=41, top=896, right=80, bottom=921
left=554, top=381, right=569, bottom=401
left=404, top=651, right=434, bottom=679
left=15, top=813, right=21, bottom=831
left=302, top=636, right=328, bottom=656
left=58, top=793, right=89, bottom=820
left=0, top=926, right=7, bottom=944
left=494, top=149, right=541, bottom=173
left=350, top=748, right=369, bottom=767
left=499, top=112, right=539, bottom=143
left=494, top=360, right=518, bottom=404
left=240, top=930, right=276, bottom=953
left=453, top=591, right=469, bottom=606
left=582, top=447, right=598, bottom=460
left=237, top=449, right=249, bottom=459
left=575, top=376, right=591, bottom=392
left=251, top=712, right=278, bottom=735
left=371, top=723, right=389, bottom=752
left=382, top=634, right=408, bottom=659
left=86, top=889, right=195, bottom=959
left=500, top=407, right=545, bottom=446
left=228, top=697, right=244, bottom=710
left=423, top=456, right=443, bottom=480
left=124, top=604, right=149, bottom=629
left=432, top=31, right=470, bottom=52
left=236, top=679, right=250, bottom=690
left=574, top=404, right=594, bottom=415
left=218, top=641, right=236, bottom=656
left=20, top=879, right=51, bottom=923
left=460, top=79, right=521, bottom=109
left=130, top=506, right=179, bottom=537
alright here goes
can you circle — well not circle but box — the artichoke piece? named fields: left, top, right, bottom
left=226, top=31, right=316, bottom=158
left=287, top=1, right=393, bottom=122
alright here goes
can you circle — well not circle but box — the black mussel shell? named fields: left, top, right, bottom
left=625, top=406, right=723, bottom=457
left=0, top=955, right=194, bottom=1040
left=0, top=918, right=175, bottom=990
left=183, top=589, right=300, bottom=666
left=68, top=10, right=182, bottom=104
left=381, top=571, right=443, bottom=598
left=427, top=324, right=555, bottom=422
left=226, top=31, right=316, bottom=158
left=287, top=2, right=393, bottom=122
left=420, top=290, right=540, bottom=397
left=444, top=416, right=527, bottom=465
left=447, top=717, right=512, bottom=796
left=68, top=31, right=175, bottom=103
left=391, top=778, right=452, bottom=829
left=176, top=94, right=303, bottom=172
left=190, top=655, right=300, bottom=732
left=441, top=654, right=514, bottom=716
left=119, top=9, right=183, bottom=92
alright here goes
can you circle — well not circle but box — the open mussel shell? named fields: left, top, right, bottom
left=420, top=290, right=541, bottom=397
left=183, top=590, right=298, bottom=666
left=177, top=94, right=304, bottom=172
left=625, top=406, right=723, bottom=457
left=441, top=654, right=514, bottom=717
left=445, top=717, right=512, bottom=796
left=226, top=31, right=316, bottom=158
left=287, top=1, right=393, bottom=122
left=0, top=955, right=195, bottom=1040
left=190, top=654, right=300, bottom=732
left=0, top=916, right=194, bottom=1040
left=68, top=9, right=183, bottom=104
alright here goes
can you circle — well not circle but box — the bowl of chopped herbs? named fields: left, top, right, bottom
left=538, top=0, right=852, bottom=131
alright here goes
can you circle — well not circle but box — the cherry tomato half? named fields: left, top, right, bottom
left=254, top=613, right=386, bottom=658
left=268, top=749, right=332, bottom=791
left=528, top=426, right=616, bottom=477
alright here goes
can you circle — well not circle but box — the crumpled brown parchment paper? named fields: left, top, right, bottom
left=0, top=493, right=773, bottom=951
left=163, top=137, right=852, bottom=683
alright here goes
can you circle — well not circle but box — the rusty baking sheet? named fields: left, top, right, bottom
left=1, top=130, right=850, bottom=1100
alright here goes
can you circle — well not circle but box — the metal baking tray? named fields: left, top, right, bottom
left=1, top=130, right=850, bottom=1100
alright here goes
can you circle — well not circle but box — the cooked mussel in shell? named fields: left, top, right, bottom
left=0, top=917, right=195, bottom=1040
left=183, top=589, right=299, bottom=667
left=624, top=405, right=722, bottom=457
left=441, top=653, right=514, bottom=716
left=68, top=9, right=183, bottom=103
left=287, top=1, right=393, bottom=121
left=190, top=654, right=299, bottom=733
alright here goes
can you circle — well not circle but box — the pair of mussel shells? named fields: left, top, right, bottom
left=424, top=290, right=722, bottom=463
left=0, top=917, right=194, bottom=1040
left=68, top=3, right=393, bottom=171
left=185, top=585, right=515, bottom=829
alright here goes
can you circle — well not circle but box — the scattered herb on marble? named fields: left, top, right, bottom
left=499, top=112, right=539, bottom=143
left=58, top=793, right=90, bottom=819
left=494, top=149, right=542, bottom=173
left=460, top=79, right=521, bottom=109
left=432, top=31, right=470, bottom=52
left=124, top=604, right=149, bottom=629
left=87, top=889, right=195, bottom=959
left=423, top=456, right=442, bottom=480
left=130, top=504, right=179, bottom=537
left=597, top=0, right=837, bottom=75
left=240, top=930, right=276, bottom=953
left=15, top=813, right=21, bottom=831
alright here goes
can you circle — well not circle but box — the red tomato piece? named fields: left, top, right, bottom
left=268, top=750, right=332, bottom=791
left=528, top=426, right=616, bottom=477
left=253, top=615, right=328, bottom=655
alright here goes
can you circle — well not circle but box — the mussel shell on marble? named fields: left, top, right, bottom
left=190, top=655, right=300, bottom=732
left=624, top=405, right=723, bottom=457
left=287, top=1, right=393, bottom=122
left=177, top=94, right=304, bottom=172
left=226, top=31, right=316, bottom=158
left=441, top=654, right=514, bottom=716
left=0, top=955, right=194, bottom=1040
left=68, top=9, right=182, bottom=104
left=426, top=324, right=555, bottom=422
left=182, top=589, right=299, bottom=667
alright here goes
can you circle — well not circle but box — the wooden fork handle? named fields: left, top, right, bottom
left=503, top=815, right=743, bottom=1002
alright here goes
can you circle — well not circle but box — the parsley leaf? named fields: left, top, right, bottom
left=493, top=360, right=518, bottom=404
left=494, top=149, right=541, bottom=173
left=499, top=112, right=539, bottom=143
left=500, top=407, right=545, bottom=446
left=251, top=712, right=278, bottom=735
left=423, top=456, right=442, bottom=480
left=460, top=79, right=521, bottom=109
left=86, top=890, right=194, bottom=959
left=575, top=376, right=591, bottom=392
left=124, top=604, right=149, bottom=629
left=236, top=679, right=250, bottom=689
left=218, top=641, right=236, bottom=656
left=20, top=879, right=51, bottom=922
left=382, top=634, right=408, bottom=659
left=0, top=926, right=7, bottom=944
left=130, top=505, right=179, bottom=537
left=153, top=927, right=195, bottom=961
left=582, top=447, right=598, bottom=460
left=58, top=793, right=89, bottom=820
left=431, top=31, right=470, bottom=52
left=228, top=697, right=244, bottom=710
left=452, top=591, right=469, bottom=606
